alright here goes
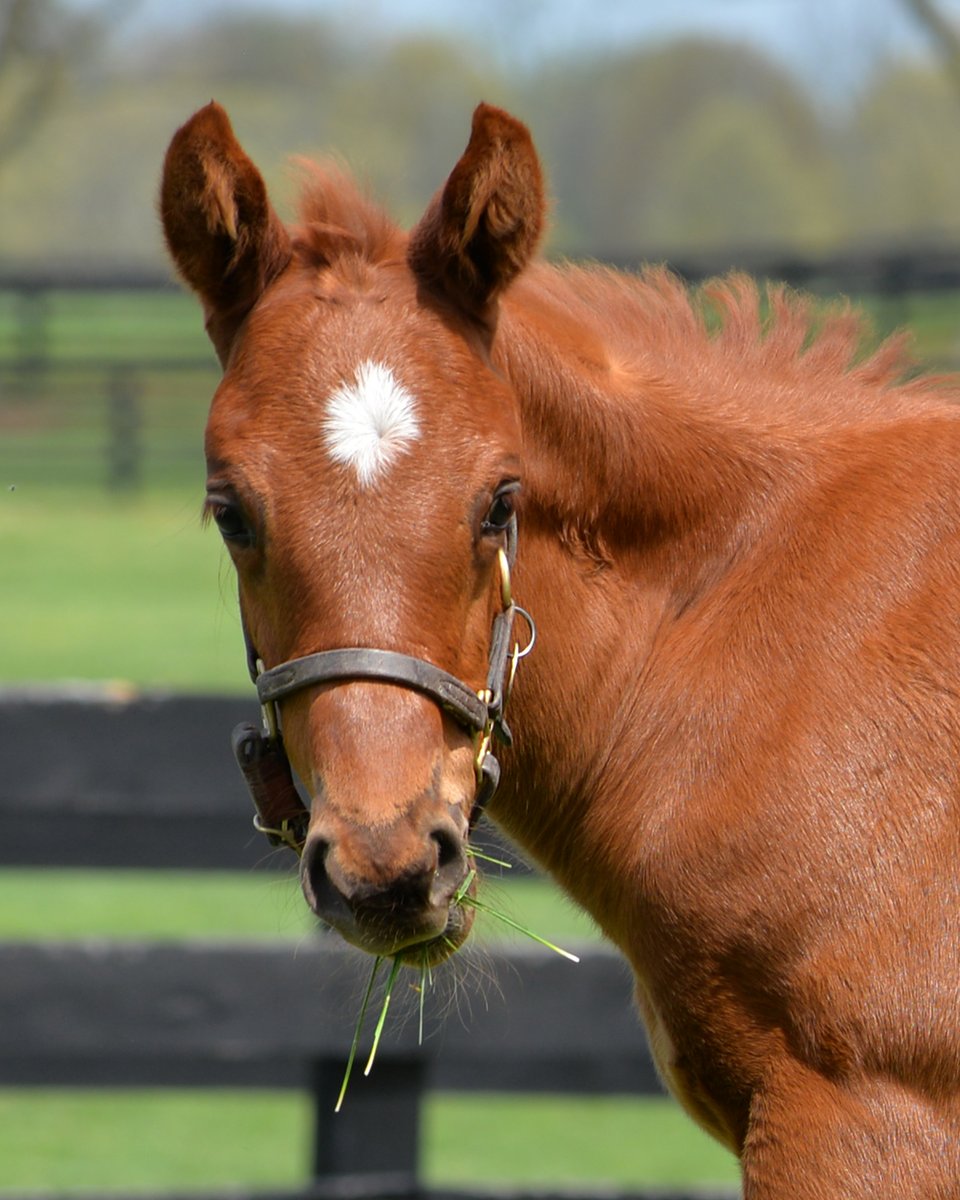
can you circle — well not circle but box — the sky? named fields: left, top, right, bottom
left=100, top=0, right=960, bottom=81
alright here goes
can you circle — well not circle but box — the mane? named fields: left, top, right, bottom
left=528, top=263, right=960, bottom=427
left=496, top=261, right=960, bottom=570
left=292, top=159, right=406, bottom=271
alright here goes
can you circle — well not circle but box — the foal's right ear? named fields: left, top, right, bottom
left=160, top=102, right=292, bottom=365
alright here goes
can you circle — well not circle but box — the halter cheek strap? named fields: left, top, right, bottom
left=231, top=519, right=534, bottom=857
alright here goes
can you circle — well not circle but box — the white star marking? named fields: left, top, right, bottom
left=323, top=360, right=421, bottom=487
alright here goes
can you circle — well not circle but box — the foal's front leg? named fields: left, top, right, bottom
left=741, top=1058, right=960, bottom=1198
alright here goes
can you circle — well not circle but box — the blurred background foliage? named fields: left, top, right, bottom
left=5, top=0, right=960, bottom=267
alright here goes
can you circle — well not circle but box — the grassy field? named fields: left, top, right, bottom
left=0, top=1089, right=739, bottom=1193
left=1, top=486, right=249, bottom=690
left=0, top=870, right=600, bottom=944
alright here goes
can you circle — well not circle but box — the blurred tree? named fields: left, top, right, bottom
left=523, top=38, right=833, bottom=256
left=143, top=11, right=349, bottom=89
left=901, top=0, right=960, bottom=97
left=326, top=36, right=508, bottom=224
left=135, top=12, right=504, bottom=224
left=845, top=64, right=960, bottom=241
left=6, top=7, right=960, bottom=266
left=0, top=0, right=124, bottom=170
left=652, top=98, right=839, bottom=252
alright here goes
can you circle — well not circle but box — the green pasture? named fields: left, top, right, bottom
left=0, top=1089, right=738, bottom=1193
left=0, top=288, right=209, bottom=364
left=1, top=486, right=249, bottom=690
left=4, top=281, right=958, bottom=1195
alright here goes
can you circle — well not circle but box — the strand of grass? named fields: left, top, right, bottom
left=459, top=894, right=581, bottom=963
left=335, top=955, right=383, bottom=1113
left=466, top=846, right=514, bottom=869
left=454, top=866, right=477, bottom=905
left=364, top=955, right=404, bottom=1077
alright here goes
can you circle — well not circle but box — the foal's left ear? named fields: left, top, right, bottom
left=160, top=102, right=292, bottom=366
left=408, top=103, right=545, bottom=332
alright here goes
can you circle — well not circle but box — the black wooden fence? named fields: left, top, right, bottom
left=0, top=689, right=738, bottom=1200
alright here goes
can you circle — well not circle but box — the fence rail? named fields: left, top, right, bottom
left=4, top=242, right=960, bottom=292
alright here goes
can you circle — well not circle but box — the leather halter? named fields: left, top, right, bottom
left=231, top=518, right=534, bottom=857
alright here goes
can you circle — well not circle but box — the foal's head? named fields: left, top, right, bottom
left=162, top=102, right=545, bottom=962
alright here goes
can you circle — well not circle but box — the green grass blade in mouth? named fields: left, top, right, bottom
left=338, top=868, right=578, bottom=1106
left=364, top=955, right=404, bottom=1077
left=465, top=846, right=514, bottom=869
left=459, top=895, right=581, bottom=963
left=453, top=867, right=477, bottom=905
left=335, top=954, right=383, bottom=1113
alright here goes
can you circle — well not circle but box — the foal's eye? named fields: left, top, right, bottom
left=210, top=501, right=251, bottom=545
left=481, top=484, right=519, bottom=537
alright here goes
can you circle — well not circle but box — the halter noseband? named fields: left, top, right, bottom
left=231, top=518, right=534, bottom=857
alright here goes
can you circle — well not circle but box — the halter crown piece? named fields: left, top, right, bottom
left=231, top=516, right=535, bottom=857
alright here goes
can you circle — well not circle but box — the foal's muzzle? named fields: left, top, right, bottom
left=230, top=523, right=534, bottom=961
left=298, top=805, right=472, bottom=958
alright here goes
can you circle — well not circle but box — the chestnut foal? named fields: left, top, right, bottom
left=162, top=101, right=960, bottom=1195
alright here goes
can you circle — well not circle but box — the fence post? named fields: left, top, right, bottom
left=309, top=1055, right=424, bottom=1185
left=11, top=285, right=49, bottom=399
left=14, top=285, right=49, bottom=373
left=106, top=365, right=142, bottom=490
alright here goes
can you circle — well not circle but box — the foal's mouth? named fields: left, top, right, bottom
left=328, top=867, right=480, bottom=967
left=396, top=900, right=476, bottom=967
left=332, top=861, right=578, bottom=1112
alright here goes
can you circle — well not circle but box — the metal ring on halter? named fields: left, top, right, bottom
left=512, top=606, right=537, bottom=660
left=252, top=812, right=307, bottom=856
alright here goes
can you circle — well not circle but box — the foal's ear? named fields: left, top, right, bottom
left=408, top=103, right=545, bottom=331
left=160, top=102, right=292, bottom=365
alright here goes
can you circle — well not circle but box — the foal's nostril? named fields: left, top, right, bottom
left=433, top=826, right=460, bottom=871
left=300, top=836, right=338, bottom=919
left=430, top=825, right=468, bottom=905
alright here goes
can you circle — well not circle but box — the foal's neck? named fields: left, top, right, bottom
left=489, top=266, right=794, bottom=923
